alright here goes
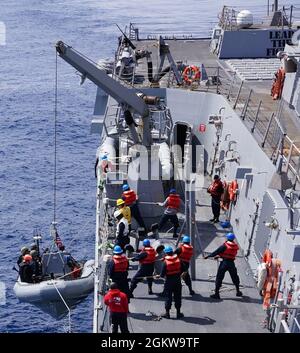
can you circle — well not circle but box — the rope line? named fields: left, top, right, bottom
left=54, top=51, right=58, bottom=223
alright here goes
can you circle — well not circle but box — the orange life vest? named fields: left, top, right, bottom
left=220, top=241, right=239, bottom=260
left=167, top=194, right=180, bottom=210
left=228, top=180, right=238, bottom=202
left=221, top=180, right=230, bottom=210
left=261, top=249, right=282, bottom=309
left=178, top=243, right=193, bottom=263
left=271, top=68, right=285, bottom=100
left=140, top=247, right=156, bottom=265
left=71, top=266, right=81, bottom=279
left=113, top=255, right=128, bottom=272
left=208, top=180, right=224, bottom=198
left=165, top=254, right=181, bottom=275
left=122, top=190, right=137, bottom=206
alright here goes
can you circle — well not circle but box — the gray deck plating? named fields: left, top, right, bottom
left=127, top=186, right=266, bottom=333
left=134, top=38, right=300, bottom=150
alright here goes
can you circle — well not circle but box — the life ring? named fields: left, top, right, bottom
left=228, top=180, right=238, bottom=202
left=182, top=65, right=201, bottom=85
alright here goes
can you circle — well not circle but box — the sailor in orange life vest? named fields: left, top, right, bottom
left=108, top=246, right=131, bottom=302
left=207, top=175, right=224, bottom=223
left=157, top=189, right=184, bottom=238
left=122, top=184, right=146, bottom=230
left=204, top=233, right=243, bottom=299
left=156, top=245, right=187, bottom=319
left=129, top=239, right=157, bottom=296
left=104, top=282, right=129, bottom=333
left=175, top=235, right=195, bottom=295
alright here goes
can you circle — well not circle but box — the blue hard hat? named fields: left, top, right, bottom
left=143, top=239, right=150, bottom=247
left=122, top=184, right=130, bottom=191
left=101, top=155, right=108, bottom=160
left=226, top=233, right=235, bottom=241
left=113, top=245, right=123, bottom=254
left=182, top=235, right=190, bottom=243
left=164, top=245, right=173, bottom=254
left=169, top=188, right=176, bottom=194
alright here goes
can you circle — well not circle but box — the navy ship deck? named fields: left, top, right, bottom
left=134, top=38, right=300, bottom=142
left=126, top=184, right=266, bottom=333
left=133, top=37, right=300, bottom=184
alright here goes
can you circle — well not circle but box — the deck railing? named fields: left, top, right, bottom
left=217, top=66, right=300, bottom=190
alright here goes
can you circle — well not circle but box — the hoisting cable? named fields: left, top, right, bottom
left=53, top=50, right=58, bottom=224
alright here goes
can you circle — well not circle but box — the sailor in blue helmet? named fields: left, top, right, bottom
left=157, top=188, right=184, bottom=238
left=108, top=245, right=131, bottom=302
left=175, top=235, right=195, bottom=295
left=204, top=233, right=243, bottom=299
left=157, top=245, right=186, bottom=319
left=122, top=183, right=146, bottom=230
left=129, top=239, right=157, bottom=296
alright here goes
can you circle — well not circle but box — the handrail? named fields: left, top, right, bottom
left=219, top=65, right=300, bottom=188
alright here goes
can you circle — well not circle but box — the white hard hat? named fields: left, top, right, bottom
left=114, top=210, right=122, bottom=219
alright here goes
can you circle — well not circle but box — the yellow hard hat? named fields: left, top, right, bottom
left=116, top=198, right=125, bottom=206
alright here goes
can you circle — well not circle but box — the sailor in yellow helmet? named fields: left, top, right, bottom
left=116, top=198, right=131, bottom=232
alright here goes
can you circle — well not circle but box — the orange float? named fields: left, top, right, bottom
left=182, top=65, right=201, bottom=85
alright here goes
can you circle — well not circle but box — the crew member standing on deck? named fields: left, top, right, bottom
left=104, top=282, right=129, bottom=333
left=207, top=175, right=224, bottom=223
left=175, top=235, right=195, bottom=295
left=108, top=246, right=131, bottom=301
left=158, top=245, right=186, bottom=319
left=114, top=209, right=130, bottom=250
left=122, top=184, right=146, bottom=231
left=129, top=239, right=157, bottom=296
left=116, top=198, right=132, bottom=233
left=158, top=189, right=184, bottom=238
left=204, top=233, right=243, bottom=299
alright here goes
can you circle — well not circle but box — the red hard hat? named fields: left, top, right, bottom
left=24, top=254, right=32, bottom=262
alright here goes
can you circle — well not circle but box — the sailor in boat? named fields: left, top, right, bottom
left=157, top=245, right=186, bottom=319
left=204, top=233, right=243, bottom=299
left=30, top=250, right=42, bottom=282
left=19, top=254, right=34, bottom=283
left=175, top=235, right=195, bottom=295
left=121, top=184, right=146, bottom=231
left=129, top=239, right=157, bottom=297
left=114, top=209, right=130, bottom=250
left=65, top=254, right=81, bottom=279
left=157, top=188, right=184, bottom=238
left=17, top=246, right=30, bottom=267
left=108, top=246, right=131, bottom=302
left=104, top=282, right=129, bottom=333
left=207, top=175, right=224, bottom=223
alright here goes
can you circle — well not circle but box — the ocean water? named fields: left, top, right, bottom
left=0, top=0, right=297, bottom=332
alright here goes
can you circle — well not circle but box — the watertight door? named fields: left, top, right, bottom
left=253, top=192, right=275, bottom=262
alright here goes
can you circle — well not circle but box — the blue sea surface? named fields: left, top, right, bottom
left=0, top=0, right=297, bottom=332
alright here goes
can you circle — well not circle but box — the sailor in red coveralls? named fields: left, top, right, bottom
left=104, top=282, right=129, bottom=333
left=204, top=233, right=243, bottom=299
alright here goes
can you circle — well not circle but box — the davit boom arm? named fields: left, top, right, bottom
left=55, top=41, right=148, bottom=117
left=56, top=41, right=152, bottom=146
